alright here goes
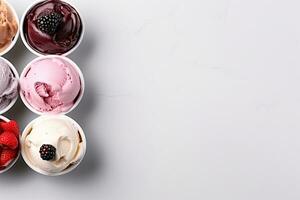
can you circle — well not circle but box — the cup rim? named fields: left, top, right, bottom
left=0, top=116, right=21, bottom=174
left=19, top=55, right=85, bottom=115
left=21, top=115, right=87, bottom=176
left=0, top=57, right=19, bottom=115
left=20, top=0, right=85, bottom=57
left=0, top=0, right=20, bottom=56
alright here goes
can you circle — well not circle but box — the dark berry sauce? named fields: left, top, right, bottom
left=23, top=0, right=83, bottom=55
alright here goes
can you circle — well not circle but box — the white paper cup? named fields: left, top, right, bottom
left=19, top=55, right=85, bottom=115
left=20, top=0, right=84, bottom=57
left=0, top=116, right=20, bottom=174
left=0, top=0, right=20, bottom=56
left=0, top=57, right=19, bottom=115
left=21, top=115, right=87, bottom=176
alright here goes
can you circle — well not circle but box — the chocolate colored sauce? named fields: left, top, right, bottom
left=23, top=0, right=82, bottom=55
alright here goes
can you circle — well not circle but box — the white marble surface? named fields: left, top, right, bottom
left=1, top=0, right=300, bottom=199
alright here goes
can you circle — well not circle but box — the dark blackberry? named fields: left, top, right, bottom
left=39, top=144, right=56, bottom=161
left=37, top=12, right=62, bottom=35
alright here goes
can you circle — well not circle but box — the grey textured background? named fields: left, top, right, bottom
left=2, top=0, right=300, bottom=199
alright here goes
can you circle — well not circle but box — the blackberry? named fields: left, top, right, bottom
left=37, top=12, right=62, bottom=35
left=39, top=144, right=56, bottom=161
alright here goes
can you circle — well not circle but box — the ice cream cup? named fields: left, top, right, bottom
left=0, top=0, right=20, bottom=56
left=0, top=57, right=19, bottom=115
left=19, top=55, right=85, bottom=115
left=20, top=0, right=85, bottom=57
left=0, top=115, right=20, bottom=174
left=21, top=115, right=87, bottom=176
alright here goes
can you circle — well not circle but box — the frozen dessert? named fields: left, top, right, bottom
left=0, top=58, right=18, bottom=112
left=21, top=115, right=86, bottom=176
left=0, top=118, right=20, bottom=172
left=22, top=0, right=83, bottom=55
left=20, top=56, right=83, bottom=114
left=0, top=0, right=18, bottom=54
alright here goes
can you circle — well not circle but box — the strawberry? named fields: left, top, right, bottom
left=0, top=131, right=18, bottom=149
left=0, top=149, right=17, bottom=166
left=0, top=121, right=19, bottom=137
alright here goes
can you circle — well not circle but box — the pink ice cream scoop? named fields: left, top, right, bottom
left=20, top=56, right=83, bottom=114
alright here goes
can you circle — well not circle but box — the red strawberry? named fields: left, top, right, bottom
left=0, top=132, right=18, bottom=149
left=0, top=121, right=19, bottom=137
left=0, top=149, right=17, bottom=166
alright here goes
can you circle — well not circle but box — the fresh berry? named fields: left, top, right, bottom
left=39, top=144, right=56, bottom=161
left=37, top=11, right=63, bottom=35
left=0, top=131, right=18, bottom=149
left=0, top=121, right=19, bottom=137
left=0, top=149, right=17, bottom=166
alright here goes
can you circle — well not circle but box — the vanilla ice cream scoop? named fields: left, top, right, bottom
left=0, top=0, right=18, bottom=53
left=21, top=115, right=86, bottom=176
